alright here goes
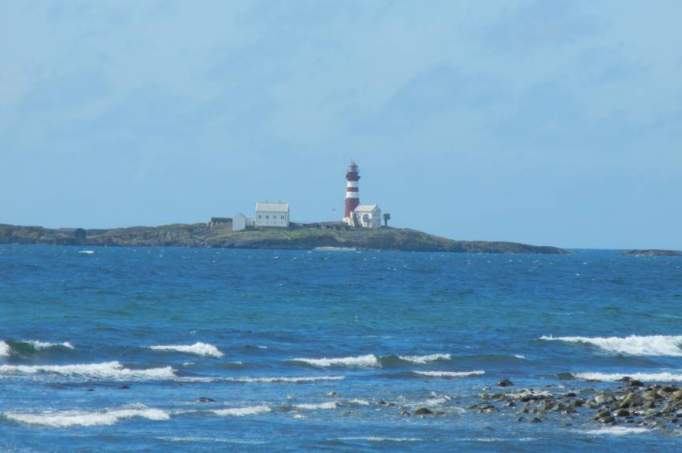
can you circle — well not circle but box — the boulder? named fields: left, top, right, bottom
left=414, top=407, right=434, bottom=416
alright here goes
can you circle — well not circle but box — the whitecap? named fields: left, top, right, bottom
left=573, top=371, right=682, bottom=382
left=25, top=340, right=74, bottom=350
left=294, top=402, right=337, bottom=410
left=413, top=370, right=485, bottom=378
left=0, top=361, right=176, bottom=380
left=581, top=427, right=650, bottom=436
left=0, top=341, right=9, bottom=358
left=347, top=399, right=370, bottom=406
left=149, top=342, right=223, bottom=358
left=0, top=340, right=74, bottom=357
left=4, top=405, right=169, bottom=427
left=540, top=335, right=682, bottom=356
left=158, top=437, right=267, bottom=445
left=336, top=437, right=421, bottom=443
left=222, top=375, right=345, bottom=384
left=398, top=353, right=451, bottom=364
left=505, top=389, right=552, bottom=398
left=290, top=354, right=380, bottom=368
left=422, top=396, right=451, bottom=406
left=212, top=405, right=271, bottom=416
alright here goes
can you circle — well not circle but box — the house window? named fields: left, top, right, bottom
left=265, top=215, right=269, bottom=219
left=281, top=215, right=284, bottom=220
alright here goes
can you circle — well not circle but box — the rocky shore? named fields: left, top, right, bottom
left=407, top=377, right=682, bottom=433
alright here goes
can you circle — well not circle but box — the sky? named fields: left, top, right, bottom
left=1, top=0, right=681, bottom=249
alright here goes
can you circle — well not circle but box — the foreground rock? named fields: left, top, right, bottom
left=472, top=378, right=682, bottom=431
left=0, top=223, right=567, bottom=254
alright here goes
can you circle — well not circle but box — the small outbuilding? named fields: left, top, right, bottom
left=232, top=213, right=249, bottom=231
left=353, top=204, right=382, bottom=229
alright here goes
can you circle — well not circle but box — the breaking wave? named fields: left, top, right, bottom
left=0, top=341, right=9, bottom=358
left=212, top=405, right=271, bottom=416
left=25, top=340, right=74, bottom=351
left=223, top=375, right=345, bottom=384
left=149, top=342, right=223, bottom=358
left=294, top=402, right=337, bottom=410
left=0, top=340, right=74, bottom=357
left=291, top=353, right=452, bottom=368
left=412, top=370, right=485, bottom=378
left=580, top=427, right=650, bottom=436
left=573, top=371, right=682, bottom=382
left=290, top=354, right=380, bottom=368
left=540, top=335, right=682, bottom=356
left=336, top=437, right=421, bottom=443
left=396, top=353, right=451, bottom=364
left=159, top=437, right=267, bottom=445
left=3, top=405, right=170, bottom=428
left=0, top=361, right=176, bottom=380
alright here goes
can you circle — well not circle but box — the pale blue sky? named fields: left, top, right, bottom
left=1, top=1, right=681, bottom=249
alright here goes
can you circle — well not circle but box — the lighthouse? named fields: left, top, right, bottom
left=343, top=161, right=360, bottom=224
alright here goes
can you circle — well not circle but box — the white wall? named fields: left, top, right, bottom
left=255, top=210, right=289, bottom=227
left=357, top=207, right=382, bottom=228
left=233, top=214, right=247, bottom=231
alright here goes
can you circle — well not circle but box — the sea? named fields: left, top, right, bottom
left=1, top=245, right=681, bottom=451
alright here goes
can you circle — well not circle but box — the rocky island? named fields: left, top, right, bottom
left=624, top=249, right=681, bottom=257
left=0, top=222, right=566, bottom=254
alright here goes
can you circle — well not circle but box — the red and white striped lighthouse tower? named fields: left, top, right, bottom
left=344, top=161, right=360, bottom=224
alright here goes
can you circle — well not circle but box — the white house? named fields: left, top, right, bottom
left=255, top=202, right=290, bottom=228
left=353, top=204, right=382, bottom=229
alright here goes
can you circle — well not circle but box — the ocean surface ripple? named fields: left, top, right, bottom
left=1, top=246, right=681, bottom=451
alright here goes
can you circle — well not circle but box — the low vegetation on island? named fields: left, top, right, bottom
left=0, top=222, right=566, bottom=254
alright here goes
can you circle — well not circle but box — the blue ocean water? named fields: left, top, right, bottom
left=1, top=245, right=681, bottom=451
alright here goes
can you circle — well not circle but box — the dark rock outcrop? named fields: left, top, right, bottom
left=624, top=249, right=681, bottom=257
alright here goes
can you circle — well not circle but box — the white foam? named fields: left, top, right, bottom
left=294, top=402, right=337, bottom=410
left=25, top=340, right=74, bottom=350
left=0, top=340, right=74, bottom=357
left=413, top=370, right=485, bottom=378
left=456, top=437, right=537, bottom=442
left=574, top=371, right=682, bottom=382
left=0, top=341, right=9, bottom=358
left=291, top=354, right=380, bottom=368
left=337, top=437, right=421, bottom=443
left=78, top=250, right=95, bottom=255
left=223, top=375, right=345, bottom=384
left=159, top=437, right=267, bottom=445
left=212, top=405, right=271, bottom=416
left=506, top=389, right=552, bottom=398
left=150, top=342, right=223, bottom=358
left=398, top=353, right=451, bottom=364
left=540, top=335, right=682, bottom=356
left=581, top=427, right=650, bottom=436
left=422, top=396, right=451, bottom=406
left=0, top=361, right=176, bottom=380
left=4, top=405, right=170, bottom=427
left=347, top=399, right=370, bottom=406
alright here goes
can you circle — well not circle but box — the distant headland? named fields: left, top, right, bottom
left=0, top=222, right=566, bottom=254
